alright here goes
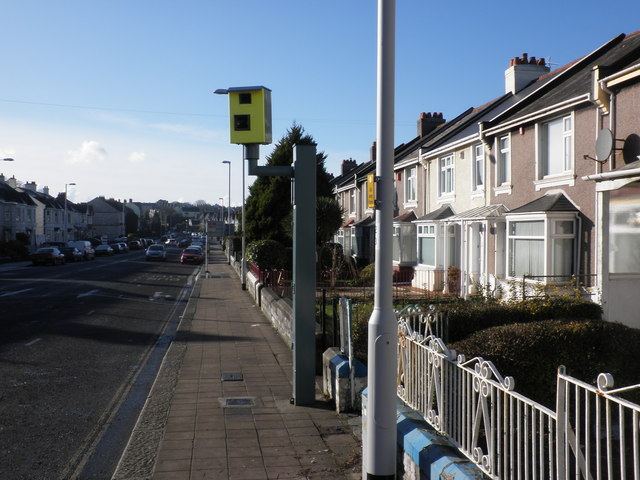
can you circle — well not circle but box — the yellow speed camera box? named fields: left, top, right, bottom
left=227, top=86, right=272, bottom=145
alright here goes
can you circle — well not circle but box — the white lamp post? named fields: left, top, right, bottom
left=222, top=160, right=231, bottom=264
left=64, top=182, right=76, bottom=242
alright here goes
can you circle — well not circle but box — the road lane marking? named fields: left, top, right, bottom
left=25, top=338, right=42, bottom=347
left=77, top=289, right=100, bottom=299
left=0, top=288, right=33, bottom=297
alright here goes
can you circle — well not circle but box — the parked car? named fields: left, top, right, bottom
left=95, top=244, right=114, bottom=256
left=146, top=244, right=167, bottom=261
left=118, top=242, right=129, bottom=253
left=68, top=240, right=95, bottom=260
left=180, top=247, right=204, bottom=265
left=109, top=243, right=123, bottom=253
left=128, top=240, right=142, bottom=250
left=60, top=246, right=84, bottom=262
left=42, top=241, right=68, bottom=248
left=32, top=247, right=65, bottom=266
left=165, top=239, right=178, bottom=248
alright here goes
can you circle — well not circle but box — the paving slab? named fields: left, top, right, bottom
left=114, top=244, right=362, bottom=480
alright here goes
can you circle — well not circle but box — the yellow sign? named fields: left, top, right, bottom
left=367, top=174, right=375, bottom=208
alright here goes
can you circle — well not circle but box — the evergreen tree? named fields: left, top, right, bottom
left=245, top=123, right=334, bottom=245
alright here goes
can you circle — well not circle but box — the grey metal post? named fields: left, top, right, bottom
left=242, top=146, right=254, bottom=290
left=224, top=160, right=231, bottom=264
left=292, top=144, right=316, bottom=406
left=365, top=0, right=397, bottom=478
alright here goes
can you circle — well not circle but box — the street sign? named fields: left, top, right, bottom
left=367, top=174, right=376, bottom=208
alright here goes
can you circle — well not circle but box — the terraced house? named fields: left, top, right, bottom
left=332, top=31, right=640, bottom=328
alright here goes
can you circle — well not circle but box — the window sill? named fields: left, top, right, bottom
left=437, top=193, right=455, bottom=204
left=493, top=184, right=512, bottom=196
left=534, top=174, right=576, bottom=191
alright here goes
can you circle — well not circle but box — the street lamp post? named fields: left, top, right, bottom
left=222, top=160, right=231, bottom=264
left=64, top=182, right=76, bottom=242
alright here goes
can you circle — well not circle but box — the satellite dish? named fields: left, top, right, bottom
left=622, top=133, right=640, bottom=164
left=595, top=128, right=614, bottom=161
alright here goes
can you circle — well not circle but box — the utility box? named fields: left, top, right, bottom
left=223, top=86, right=272, bottom=145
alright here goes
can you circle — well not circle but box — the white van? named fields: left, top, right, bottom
left=68, top=241, right=95, bottom=260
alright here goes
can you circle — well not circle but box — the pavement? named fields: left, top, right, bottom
left=113, top=244, right=363, bottom=480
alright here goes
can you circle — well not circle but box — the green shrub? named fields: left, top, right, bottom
left=246, top=239, right=289, bottom=270
left=450, top=319, right=640, bottom=408
left=441, top=297, right=602, bottom=343
left=351, top=302, right=373, bottom=364
left=355, top=263, right=375, bottom=287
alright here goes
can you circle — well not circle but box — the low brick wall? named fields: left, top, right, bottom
left=245, top=268, right=293, bottom=347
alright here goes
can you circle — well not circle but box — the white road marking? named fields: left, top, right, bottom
left=77, top=289, right=100, bottom=299
left=0, top=288, right=33, bottom=297
left=25, top=338, right=42, bottom=347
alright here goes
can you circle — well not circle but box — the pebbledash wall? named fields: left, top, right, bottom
left=229, top=255, right=486, bottom=479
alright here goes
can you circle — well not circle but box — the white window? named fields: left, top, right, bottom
left=393, top=226, right=401, bottom=262
left=417, top=224, right=436, bottom=266
left=404, top=166, right=417, bottom=203
left=507, top=216, right=576, bottom=280
left=473, top=144, right=484, bottom=191
left=497, top=136, right=510, bottom=186
left=393, top=223, right=417, bottom=264
left=439, top=155, right=454, bottom=196
left=508, top=220, right=544, bottom=277
left=349, top=190, right=356, bottom=214
left=539, top=115, right=573, bottom=178
left=609, top=182, right=640, bottom=273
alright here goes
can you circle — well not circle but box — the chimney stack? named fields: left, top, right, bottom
left=370, top=142, right=377, bottom=163
left=7, top=176, right=17, bottom=188
left=504, top=53, right=550, bottom=94
left=23, top=181, right=37, bottom=192
left=42, top=186, right=49, bottom=195
left=341, top=158, right=358, bottom=175
left=417, top=112, right=445, bottom=137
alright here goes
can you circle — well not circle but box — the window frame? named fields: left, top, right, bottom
left=496, top=135, right=511, bottom=188
left=404, top=166, right=417, bottom=204
left=472, top=144, right=484, bottom=192
left=506, top=213, right=578, bottom=282
left=417, top=223, right=437, bottom=267
left=439, top=154, right=455, bottom=198
left=536, top=114, right=574, bottom=184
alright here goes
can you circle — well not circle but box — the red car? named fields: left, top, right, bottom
left=180, top=247, right=204, bottom=265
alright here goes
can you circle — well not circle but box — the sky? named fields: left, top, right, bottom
left=1, top=0, right=639, bottom=206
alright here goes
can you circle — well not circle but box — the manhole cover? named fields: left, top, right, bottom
left=221, top=373, right=244, bottom=382
left=218, top=397, right=257, bottom=408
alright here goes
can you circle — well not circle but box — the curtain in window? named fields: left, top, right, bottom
left=510, top=239, right=544, bottom=277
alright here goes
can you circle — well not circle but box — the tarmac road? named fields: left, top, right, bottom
left=0, top=247, right=196, bottom=480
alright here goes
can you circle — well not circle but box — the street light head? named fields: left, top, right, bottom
left=222, top=160, right=231, bottom=165
left=2, top=158, right=14, bottom=162
left=214, top=89, right=229, bottom=95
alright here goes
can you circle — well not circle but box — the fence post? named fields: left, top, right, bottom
left=555, top=365, right=567, bottom=480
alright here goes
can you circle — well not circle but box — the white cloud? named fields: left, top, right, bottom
left=129, top=151, right=146, bottom=163
left=66, top=140, right=107, bottom=164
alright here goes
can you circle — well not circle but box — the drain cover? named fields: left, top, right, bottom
left=221, top=373, right=244, bottom=382
left=218, top=397, right=256, bottom=408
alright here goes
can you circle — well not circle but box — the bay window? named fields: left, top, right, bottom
left=507, top=216, right=577, bottom=280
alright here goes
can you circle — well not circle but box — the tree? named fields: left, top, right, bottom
left=245, top=123, right=334, bottom=245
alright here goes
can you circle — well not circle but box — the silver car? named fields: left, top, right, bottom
left=145, top=244, right=167, bottom=261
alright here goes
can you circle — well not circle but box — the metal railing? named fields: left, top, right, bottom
left=396, top=308, right=640, bottom=480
